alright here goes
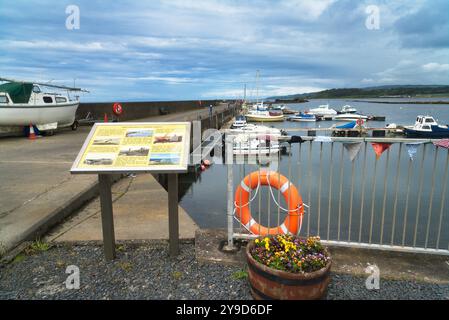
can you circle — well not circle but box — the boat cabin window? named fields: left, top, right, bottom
left=425, top=118, right=434, bottom=123
left=32, top=85, right=41, bottom=93
left=55, top=97, right=67, bottom=103
left=422, top=125, right=431, bottom=130
left=43, top=96, right=53, bottom=103
left=0, top=95, right=8, bottom=103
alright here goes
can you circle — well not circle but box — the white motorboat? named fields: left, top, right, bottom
left=0, top=77, right=87, bottom=131
left=227, top=123, right=284, bottom=155
left=232, top=135, right=281, bottom=155
left=231, top=115, right=247, bottom=128
left=308, top=104, right=337, bottom=116
left=227, top=124, right=283, bottom=138
left=333, top=113, right=368, bottom=121
left=288, top=112, right=316, bottom=122
left=270, top=104, right=285, bottom=112
left=403, top=115, right=449, bottom=138
left=338, top=105, right=357, bottom=114
left=251, top=101, right=267, bottom=111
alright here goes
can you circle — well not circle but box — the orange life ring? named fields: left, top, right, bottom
left=234, top=171, right=304, bottom=236
left=112, top=103, right=123, bottom=116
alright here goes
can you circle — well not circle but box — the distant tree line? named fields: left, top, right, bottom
left=268, top=85, right=449, bottom=100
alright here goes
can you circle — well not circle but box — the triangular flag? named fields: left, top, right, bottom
left=343, top=142, right=363, bottom=161
left=433, top=139, right=449, bottom=149
left=371, top=142, right=392, bottom=160
left=405, top=143, right=420, bottom=161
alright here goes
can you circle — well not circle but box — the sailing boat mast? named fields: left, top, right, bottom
left=255, top=69, right=260, bottom=104
left=243, top=84, right=246, bottom=103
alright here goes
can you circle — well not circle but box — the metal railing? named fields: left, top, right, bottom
left=225, top=135, right=449, bottom=255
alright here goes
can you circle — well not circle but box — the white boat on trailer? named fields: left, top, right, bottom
left=0, top=77, right=88, bottom=132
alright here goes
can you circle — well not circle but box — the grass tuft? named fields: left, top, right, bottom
left=231, top=270, right=248, bottom=280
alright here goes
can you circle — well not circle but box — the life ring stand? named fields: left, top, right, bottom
left=112, top=103, right=123, bottom=116
left=234, top=171, right=304, bottom=236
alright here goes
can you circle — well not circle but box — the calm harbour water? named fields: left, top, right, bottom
left=179, top=99, right=449, bottom=249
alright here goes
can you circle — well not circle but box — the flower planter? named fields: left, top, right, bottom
left=246, top=239, right=332, bottom=300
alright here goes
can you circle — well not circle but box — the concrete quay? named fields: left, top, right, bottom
left=45, top=174, right=198, bottom=242
left=0, top=102, right=239, bottom=257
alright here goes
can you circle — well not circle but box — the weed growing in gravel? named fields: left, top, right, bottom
left=26, top=240, right=51, bottom=255
left=118, top=261, right=133, bottom=272
left=0, top=241, right=6, bottom=257
left=172, top=271, right=183, bottom=280
left=232, top=270, right=248, bottom=280
left=12, top=254, right=26, bottom=264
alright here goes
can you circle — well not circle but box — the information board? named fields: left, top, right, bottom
left=71, top=122, right=191, bottom=174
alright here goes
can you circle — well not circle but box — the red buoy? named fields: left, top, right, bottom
left=113, top=103, right=123, bottom=116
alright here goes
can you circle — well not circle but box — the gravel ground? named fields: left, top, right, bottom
left=0, top=243, right=448, bottom=300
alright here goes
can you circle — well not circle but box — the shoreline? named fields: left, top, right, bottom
left=350, top=99, right=449, bottom=105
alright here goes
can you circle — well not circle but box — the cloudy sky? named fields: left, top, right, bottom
left=0, top=0, right=448, bottom=101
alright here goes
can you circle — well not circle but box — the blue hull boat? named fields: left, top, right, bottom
left=288, top=113, right=316, bottom=122
left=404, top=115, right=449, bottom=138
left=404, top=126, right=449, bottom=138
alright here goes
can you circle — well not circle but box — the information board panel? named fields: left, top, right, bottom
left=71, top=122, right=191, bottom=174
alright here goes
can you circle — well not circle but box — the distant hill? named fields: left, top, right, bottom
left=267, top=85, right=449, bottom=100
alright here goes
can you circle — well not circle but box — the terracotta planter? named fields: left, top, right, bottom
left=246, top=241, right=332, bottom=300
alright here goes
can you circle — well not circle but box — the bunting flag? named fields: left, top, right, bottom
left=405, top=142, right=424, bottom=161
left=371, top=142, right=392, bottom=160
left=433, top=139, right=449, bottom=149
left=314, top=136, right=332, bottom=143
left=343, top=142, right=363, bottom=161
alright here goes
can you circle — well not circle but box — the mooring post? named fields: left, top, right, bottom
left=223, top=134, right=236, bottom=251
left=168, top=173, right=179, bottom=256
left=98, top=174, right=116, bottom=261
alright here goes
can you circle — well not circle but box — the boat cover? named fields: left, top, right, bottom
left=336, top=121, right=356, bottom=129
left=0, top=82, right=33, bottom=103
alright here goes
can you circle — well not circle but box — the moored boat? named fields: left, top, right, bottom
left=231, top=115, right=247, bottom=128
left=288, top=112, right=316, bottom=122
left=333, top=113, right=368, bottom=121
left=338, top=105, right=357, bottom=114
left=227, top=124, right=283, bottom=155
left=227, top=123, right=284, bottom=138
left=307, top=104, right=337, bottom=116
left=233, top=136, right=281, bottom=155
left=403, top=115, right=449, bottom=138
left=245, top=110, right=284, bottom=122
